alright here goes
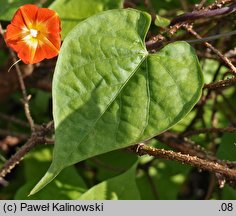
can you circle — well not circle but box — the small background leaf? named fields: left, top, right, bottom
left=0, top=0, right=47, bottom=21
left=49, top=0, right=124, bottom=39
left=220, top=185, right=236, bottom=199
left=217, top=133, right=236, bottom=161
left=216, top=133, right=236, bottom=199
left=136, top=141, right=191, bottom=199
left=79, top=163, right=140, bottom=200
left=154, top=15, right=170, bottom=28
left=86, top=150, right=138, bottom=181
left=15, top=146, right=87, bottom=199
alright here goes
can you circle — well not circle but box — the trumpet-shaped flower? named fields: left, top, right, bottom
left=5, top=4, right=61, bottom=64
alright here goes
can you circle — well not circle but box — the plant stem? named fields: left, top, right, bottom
left=0, top=23, right=35, bottom=132
left=129, top=144, right=236, bottom=180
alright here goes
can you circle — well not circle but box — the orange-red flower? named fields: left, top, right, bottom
left=5, top=4, right=61, bottom=64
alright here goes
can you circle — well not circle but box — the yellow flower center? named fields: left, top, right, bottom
left=30, top=29, right=38, bottom=38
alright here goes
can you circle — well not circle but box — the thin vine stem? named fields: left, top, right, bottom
left=0, top=22, right=35, bottom=132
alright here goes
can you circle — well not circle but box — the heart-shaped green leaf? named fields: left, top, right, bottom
left=30, top=9, right=203, bottom=195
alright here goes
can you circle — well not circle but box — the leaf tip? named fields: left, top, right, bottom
left=29, top=166, right=62, bottom=196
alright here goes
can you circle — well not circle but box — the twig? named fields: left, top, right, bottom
left=186, top=30, right=236, bottom=44
left=146, top=0, right=236, bottom=51
left=0, top=113, right=30, bottom=128
left=156, top=131, right=236, bottom=168
left=129, top=144, right=236, bottom=180
left=219, top=92, right=236, bottom=114
left=0, top=23, right=35, bottom=132
left=0, top=122, right=54, bottom=178
left=196, top=0, right=207, bottom=10
left=204, top=77, right=236, bottom=90
left=44, top=138, right=55, bottom=145
left=183, top=103, right=205, bottom=132
left=225, top=48, right=236, bottom=58
left=145, top=34, right=166, bottom=50
left=9, top=50, right=35, bottom=131
left=185, top=65, right=222, bottom=132
left=0, top=137, right=38, bottom=178
left=0, top=129, right=29, bottom=141
left=145, top=168, right=159, bottom=199
left=182, top=127, right=236, bottom=137
left=218, top=102, right=236, bottom=127
left=181, top=0, right=189, bottom=11
left=170, top=2, right=236, bottom=25
left=123, top=1, right=136, bottom=8
left=184, top=25, right=236, bottom=74
left=207, top=0, right=235, bottom=10
left=204, top=174, right=216, bottom=199
left=0, top=177, right=8, bottom=187
left=209, top=93, right=218, bottom=151
left=197, top=51, right=236, bottom=65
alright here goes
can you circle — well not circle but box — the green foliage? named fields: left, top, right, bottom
left=80, top=163, right=140, bottom=200
left=3, top=0, right=233, bottom=200
left=49, top=0, right=124, bottom=39
left=154, top=15, right=170, bottom=28
left=15, top=147, right=87, bottom=199
left=0, top=162, right=25, bottom=199
left=0, top=0, right=44, bottom=21
left=217, top=133, right=236, bottom=162
left=30, top=9, right=203, bottom=195
left=0, top=50, right=7, bottom=67
left=137, top=159, right=190, bottom=199
left=86, top=150, right=138, bottom=181
left=136, top=140, right=191, bottom=199
left=30, top=90, right=51, bottom=123
left=0, top=0, right=123, bottom=38
left=201, top=59, right=227, bottom=84
left=221, top=185, right=236, bottom=199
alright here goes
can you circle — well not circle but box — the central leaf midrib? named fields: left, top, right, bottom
left=57, top=52, right=148, bottom=118
left=137, top=58, right=150, bottom=140
left=58, top=52, right=149, bottom=165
